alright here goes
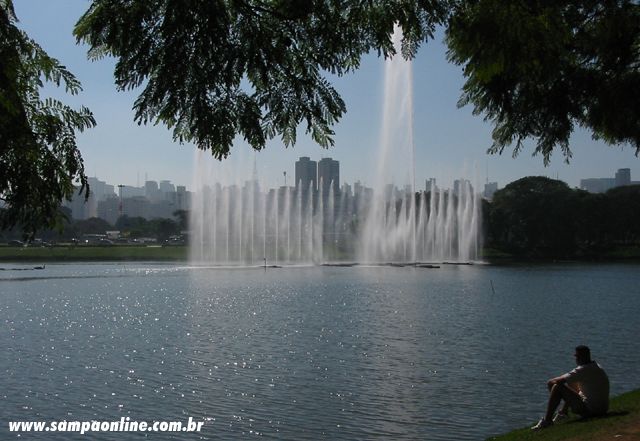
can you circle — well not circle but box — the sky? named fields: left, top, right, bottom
left=13, top=0, right=640, bottom=192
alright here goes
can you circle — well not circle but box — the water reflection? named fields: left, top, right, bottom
left=0, top=263, right=639, bottom=439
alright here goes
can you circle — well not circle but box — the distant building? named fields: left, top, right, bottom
left=121, top=185, right=145, bottom=198
left=484, top=182, right=498, bottom=200
left=580, top=178, right=615, bottom=193
left=384, top=184, right=397, bottom=202
left=453, top=179, right=473, bottom=196
left=341, top=183, right=352, bottom=199
left=124, top=196, right=150, bottom=219
left=175, top=186, right=189, bottom=211
left=353, top=181, right=364, bottom=197
left=317, top=157, right=340, bottom=196
left=64, top=187, right=89, bottom=220
left=159, top=180, right=175, bottom=202
left=159, top=180, right=175, bottom=194
left=615, top=168, right=631, bottom=187
left=580, top=168, right=634, bottom=193
left=97, top=198, right=120, bottom=225
left=295, top=157, right=317, bottom=194
left=148, top=200, right=175, bottom=219
left=85, top=177, right=117, bottom=218
left=425, top=178, right=437, bottom=192
left=145, top=180, right=161, bottom=202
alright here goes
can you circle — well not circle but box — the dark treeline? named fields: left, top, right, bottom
left=485, top=177, right=640, bottom=259
left=1, top=210, right=189, bottom=244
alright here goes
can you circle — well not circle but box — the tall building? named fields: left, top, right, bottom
left=121, top=185, right=145, bottom=198
left=295, top=157, right=317, bottom=194
left=317, top=157, right=340, bottom=196
left=145, top=180, right=161, bottom=202
left=615, top=168, right=631, bottom=187
left=86, top=177, right=116, bottom=218
left=159, top=180, right=175, bottom=195
left=454, top=179, right=473, bottom=196
left=97, top=198, right=120, bottom=225
left=64, top=186, right=89, bottom=220
left=176, top=186, right=188, bottom=211
left=484, top=182, right=498, bottom=200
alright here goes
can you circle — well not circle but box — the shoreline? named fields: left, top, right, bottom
left=0, top=245, right=189, bottom=262
left=487, top=389, right=640, bottom=440
left=1, top=245, right=640, bottom=264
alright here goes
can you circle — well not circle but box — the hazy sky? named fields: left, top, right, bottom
left=14, top=1, right=640, bottom=191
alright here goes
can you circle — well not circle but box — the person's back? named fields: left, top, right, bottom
left=562, top=360, right=609, bottom=415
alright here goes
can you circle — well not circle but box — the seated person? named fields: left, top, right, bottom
left=532, top=345, right=609, bottom=430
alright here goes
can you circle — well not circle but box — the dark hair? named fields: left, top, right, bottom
left=575, top=345, right=591, bottom=359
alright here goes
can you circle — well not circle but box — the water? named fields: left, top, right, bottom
left=1, top=262, right=639, bottom=440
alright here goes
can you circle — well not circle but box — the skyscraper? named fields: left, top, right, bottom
left=145, top=180, right=160, bottom=202
left=295, top=157, right=317, bottom=194
left=317, top=157, right=340, bottom=196
left=615, top=168, right=631, bottom=187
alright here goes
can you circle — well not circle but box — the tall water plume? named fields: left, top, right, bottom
left=357, top=25, right=480, bottom=263
left=189, top=26, right=480, bottom=265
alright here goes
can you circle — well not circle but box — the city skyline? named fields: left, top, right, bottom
left=77, top=157, right=636, bottom=203
left=14, top=1, right=640, bottom=192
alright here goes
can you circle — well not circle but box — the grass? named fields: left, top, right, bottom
left=0, top=245, right=188, bottom=262
left=604, top=245, right=640, bottom=259
left=487, top=389, right=640, bottom=441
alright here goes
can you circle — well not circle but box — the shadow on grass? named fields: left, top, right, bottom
left=568, top=410, right=629, bottom=424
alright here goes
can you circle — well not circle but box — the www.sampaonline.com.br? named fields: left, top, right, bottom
left=8, top=416, right=204, bottom=435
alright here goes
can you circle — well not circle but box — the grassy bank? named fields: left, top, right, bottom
left=482, top=245, right=640, bottom=262
left=0, top=245, right=188, bottom=262
left=487, top=389, right=640, bottom=441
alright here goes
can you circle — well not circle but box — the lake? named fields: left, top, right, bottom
left=1, top=262, right=639, bottom=440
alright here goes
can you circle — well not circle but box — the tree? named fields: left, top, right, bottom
left=0, top=0, right=95, bottom=237
left=3, top=1, right=639, bottom=237
left=73, top=217, right=112, bottom=235
left=74, top=1, right=639, bottom=164
left=489, top=176, right=579, bottom=257
left=605, top=185, right=640, bottom=244
left=172, top=209, right=188, bottom=231
left=149, top=218, right=179, bottom=242
left=446, top=0, right=640, bottom=163
left=115, top=215, right=148, bottom=238
left=573, top=190, right=610, bottom=254
left=73, top=0, right=449, bottom=158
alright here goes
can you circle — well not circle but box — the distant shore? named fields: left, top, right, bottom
left=1, top=244, right=640, bottom=263
left=0, top=245, right=188, bottom=262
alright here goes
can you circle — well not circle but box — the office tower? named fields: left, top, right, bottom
left=615, top=168, right=631, bottom=187
left=295, top=157, right=317, bottom=193
left=317, top=157, right=340, bottom=196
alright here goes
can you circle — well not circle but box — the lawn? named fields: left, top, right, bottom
left=487, top=389, right=640, bottom=441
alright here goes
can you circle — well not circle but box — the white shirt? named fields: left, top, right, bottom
left=562, top=361, right=610, bottom=414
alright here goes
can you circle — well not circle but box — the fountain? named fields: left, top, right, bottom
left=359, top=26, right=479, bottom=263
left=189, top=27, right=480, bottom=265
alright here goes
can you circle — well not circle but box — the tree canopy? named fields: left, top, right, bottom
left=446, top=0, right=640, bottom=163
left=72, top=0, right=639, bottom=162
left=73, top=0, right=449, bottom=158
left=488, top=176, right=579, bottom=256
left=0, top=0, right=95, bottom=237
left=486, top=177, right=640, bottom=258
left=2, top=0, right=639, bottom=236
